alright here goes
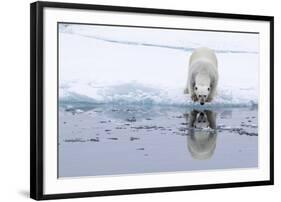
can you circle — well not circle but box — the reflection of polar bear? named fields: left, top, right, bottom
left=184, top=110, right=217, bottom=160
left=184, top=47, right=218, bottom=105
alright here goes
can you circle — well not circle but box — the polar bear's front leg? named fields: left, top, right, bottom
left=184, top=87, right=189, bottom=94
left=184, top=77, right=191, bottom=94
left=207, top=80, right=217, bottom=102
left=189, top=79, right=198, bottom=102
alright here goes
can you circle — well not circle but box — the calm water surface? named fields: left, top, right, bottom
left=58, top=104, right=258, bottom=178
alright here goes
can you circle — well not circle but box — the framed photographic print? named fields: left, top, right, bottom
left=30, top=1, right=274, bottom=200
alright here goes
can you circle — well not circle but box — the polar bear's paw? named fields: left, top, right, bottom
left=206, top=98, right=213, bottom=102
left=206, top=97, right=213, bottom=102
left=191, top=94, right=198, bottom=102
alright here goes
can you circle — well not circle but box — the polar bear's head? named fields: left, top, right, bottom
left=193, top=110, right=210, bottom=129
left=185, top=110, right=216, bottom=130
left=194, top=85, right=210, bottom=105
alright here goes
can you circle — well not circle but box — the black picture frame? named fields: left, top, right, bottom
left=30, top=1, right=274, bottom=200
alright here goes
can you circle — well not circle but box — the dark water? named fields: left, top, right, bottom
left=58, top=103, right=258, bottom=178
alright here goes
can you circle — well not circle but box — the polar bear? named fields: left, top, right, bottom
left=184, top=110, right=217, bottom=160
left=184, top=47, right=218, bottom=105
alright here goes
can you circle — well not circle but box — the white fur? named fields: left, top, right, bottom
left=184, top=47, right=218, bottom=104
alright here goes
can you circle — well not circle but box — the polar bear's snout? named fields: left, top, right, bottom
left=194, top=85, right=210, bottom=105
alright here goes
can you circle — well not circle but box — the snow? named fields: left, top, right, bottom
left=58, top=24, right=259, bottom=107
